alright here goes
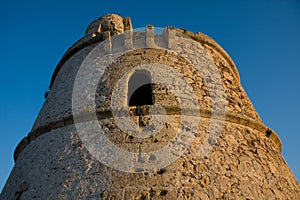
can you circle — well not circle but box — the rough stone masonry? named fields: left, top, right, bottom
left=1, top=14, right=299, bottom=199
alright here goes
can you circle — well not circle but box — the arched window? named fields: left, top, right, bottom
left=128, top=71, right=154, bottom=106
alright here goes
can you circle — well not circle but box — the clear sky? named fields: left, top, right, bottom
left=0, top=0, right=299, bottom=191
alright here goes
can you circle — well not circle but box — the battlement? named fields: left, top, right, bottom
left=49, top=14, right=239, bottom=89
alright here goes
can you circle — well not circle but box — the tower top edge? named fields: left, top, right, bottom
left=49, top=13, right=240, bottom=88
left=85, top=14, right=125, bottom=36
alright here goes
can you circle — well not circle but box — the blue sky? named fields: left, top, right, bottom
left=0, top=0, right=299, bottom=191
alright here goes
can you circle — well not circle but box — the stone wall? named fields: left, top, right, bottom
left=1, top=120, right=299, bottom=199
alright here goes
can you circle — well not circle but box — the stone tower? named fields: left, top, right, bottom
left=1, top=14, right=299, bottom=199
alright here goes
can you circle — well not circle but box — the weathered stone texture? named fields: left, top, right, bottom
left=1, top=14, right=299, bottom=200
left=1, top=120, right=299, bottom=199
left=85, top=14, right=124, bottom=36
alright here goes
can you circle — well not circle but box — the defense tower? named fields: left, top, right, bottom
left=1, top=14, right=299, bottom=199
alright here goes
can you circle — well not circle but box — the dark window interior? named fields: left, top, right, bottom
left=128, top=71, right=154, bottom=106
